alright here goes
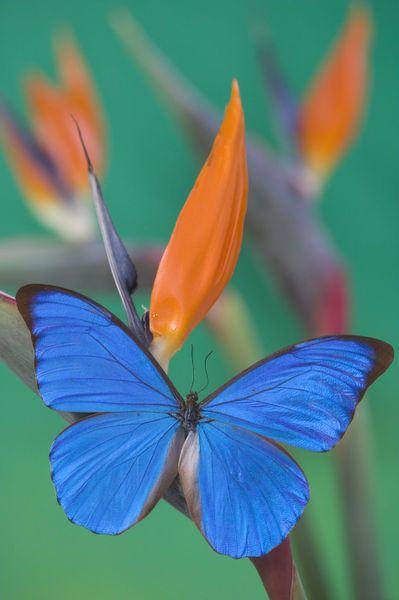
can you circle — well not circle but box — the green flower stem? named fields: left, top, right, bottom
left=251, top=539, right=308, bottom=600
left=335, top=405, right=384, bottom=600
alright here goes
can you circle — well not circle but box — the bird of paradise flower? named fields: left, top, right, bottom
left=0, top=33, right=105, bottom=242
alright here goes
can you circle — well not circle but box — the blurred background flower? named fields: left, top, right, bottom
left=0, top=34, right=105, bottom=241
left=297, top=6, right=371, bottom=190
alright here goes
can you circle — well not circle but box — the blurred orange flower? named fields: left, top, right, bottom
left=149, top=80, right=248, bottom=368
left=298, top=6, right=372, bottom=182
left=0, top=34, right=105, bottom=241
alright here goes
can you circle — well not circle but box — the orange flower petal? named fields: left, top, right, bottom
left=149, top=80, right=248, bottom=367
left=24, top=35, right=105, bottom=195
left=55, top=33, right=105, bottom=175
left=0, top=35, right=103, bottom=241
left=298, top=6, right=372, bottom=179
left=25, top=74, right=88, bottom=192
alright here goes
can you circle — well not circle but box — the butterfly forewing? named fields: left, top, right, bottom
left=16, top=285, right=183, bottom=414
left=200, top=336, right=393, bottom=451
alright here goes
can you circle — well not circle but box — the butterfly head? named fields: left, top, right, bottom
left=179, top=392, right=201, bottom=433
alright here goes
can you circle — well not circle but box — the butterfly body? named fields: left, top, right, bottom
left=16, top=284, right=394, bottom=558
left=178, top=392, right=202, bottom=432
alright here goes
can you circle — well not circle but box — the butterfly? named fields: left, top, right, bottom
left=16, top=284, right=393, bottom=559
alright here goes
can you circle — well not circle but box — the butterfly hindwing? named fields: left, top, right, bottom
left=16, top=285, right=182, bottom=414
left=201, top=336, right=393, bottom=451
left=179, top=421, right=309, bottom=558
left=51, top=412, right=184, bottom=534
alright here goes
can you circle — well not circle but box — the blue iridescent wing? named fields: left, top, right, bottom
left=201, top=336, right=393, bottom=451
left=179, top=421, right=309, bottom=558
left=51, top=412, right=184, bottom=534
left=16, top=285, right=182, bottom=413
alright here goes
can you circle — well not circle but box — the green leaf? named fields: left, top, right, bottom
left=0, top=291, right=37, bottom=392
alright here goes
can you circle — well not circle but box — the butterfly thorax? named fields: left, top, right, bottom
left=179, top=392, right=201, bottom=433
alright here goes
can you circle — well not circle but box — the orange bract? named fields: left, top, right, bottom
left=298, top=6, right=372, bottom=179
left=0, top=34, right=105, bottom=241
left=149, top=80, right=248, bottom=366
left=25, top=34, right=105, bottom=194
left=55, top=34, right=105, bottom=175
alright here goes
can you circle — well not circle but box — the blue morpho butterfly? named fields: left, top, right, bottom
left=16, top=284, right=393, bottom=559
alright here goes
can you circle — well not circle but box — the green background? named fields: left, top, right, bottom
left=0, top=0, right=397, bottom=598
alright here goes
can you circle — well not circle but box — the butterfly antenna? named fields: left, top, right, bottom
left=189, top=344, right=195, bottom=393
left=198, top=351, right=214, bottom=395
